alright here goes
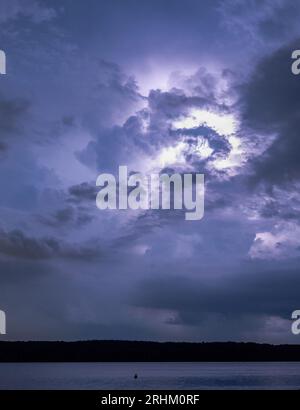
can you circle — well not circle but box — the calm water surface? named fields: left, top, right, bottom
left=0, top=362, right=300, bottom=389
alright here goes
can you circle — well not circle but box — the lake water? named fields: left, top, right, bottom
left=0, top=362, right=300, bottom=389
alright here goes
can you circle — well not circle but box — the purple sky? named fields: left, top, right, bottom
left=1, top=0, right=300, bottom=342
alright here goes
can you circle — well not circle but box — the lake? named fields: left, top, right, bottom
left=0, top=362, right=300, bottom=389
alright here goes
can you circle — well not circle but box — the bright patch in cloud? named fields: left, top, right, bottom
left=155, top=141, right=187, bottom=168
left=172, top=109, right=244, bottom=173
left=249, top=224, right=300, bottom=260
left=173, top=109, right=237, bottom=136
left=149, top=136, right=214, bottom=171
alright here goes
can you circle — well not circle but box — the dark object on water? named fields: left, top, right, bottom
left=134, top=373, right=138, bottom=379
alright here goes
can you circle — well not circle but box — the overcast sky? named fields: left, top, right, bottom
left=1, top=0, right=300, bottom=342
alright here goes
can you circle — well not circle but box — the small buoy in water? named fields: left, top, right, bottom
left=134, top=373, right=138, bottom=379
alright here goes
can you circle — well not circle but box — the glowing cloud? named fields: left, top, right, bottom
left=173, top=108, right=237, bottom=136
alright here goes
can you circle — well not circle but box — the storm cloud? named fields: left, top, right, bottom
left=0, top=0, right=299, bottom=343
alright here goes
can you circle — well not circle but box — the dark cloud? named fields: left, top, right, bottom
left=0, top=228, right=101, bottom=261
left=259, top=195, right=300, bottom=221
left=38, top=205, right=94, bottom=228
left=130, top=263, right=299, bottom=340
left=68, top=182, right=97, bottom=203
left=0, top=97, right=29, bottom=147
left=148, top=88, right=208, bottom=120
left=219, top=0, right=300, bottom=48
left=241, top=40, right=300, bottom=185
